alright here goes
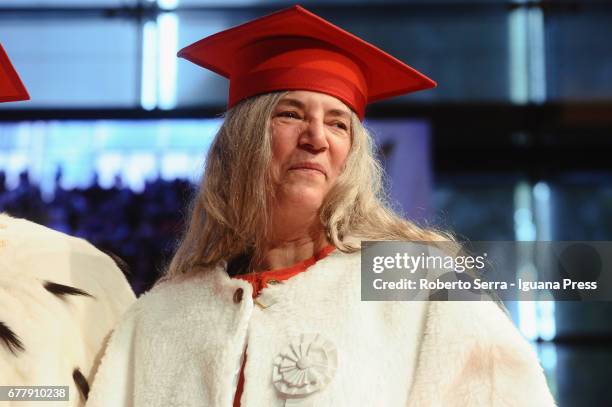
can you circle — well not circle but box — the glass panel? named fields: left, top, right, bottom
left=0, top=19, right=139, bottom=108
left=174, top=11, right=236, bottom=107
left=432, top=174, right=518, bottom=240
left=550, top=174, right=612, bottom=241
left=546, top=8, right=612, bottom=101
left=547, top=172, right=612, bottom=337
left=336, top=12, right=510, bottom=103
left=1, top=0, right=137, bottom=5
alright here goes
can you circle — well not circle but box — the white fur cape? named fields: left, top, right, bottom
left=87, top=248, right=556, bottom=407
left=0, top=214, right=136, bottom=406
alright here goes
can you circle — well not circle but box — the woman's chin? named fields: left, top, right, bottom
left=279, top=185, right=326, bottom=209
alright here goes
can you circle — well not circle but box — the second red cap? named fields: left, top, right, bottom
left=0, top=44, right=29, bottom=103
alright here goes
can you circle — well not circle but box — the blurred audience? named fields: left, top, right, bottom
left=0, top=169, right=194, bottom=295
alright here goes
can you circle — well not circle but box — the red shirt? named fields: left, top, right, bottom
left=231, top=244, right=336, bottom=407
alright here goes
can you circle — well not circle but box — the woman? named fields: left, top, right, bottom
left=86, top=5, right=556, bottom=407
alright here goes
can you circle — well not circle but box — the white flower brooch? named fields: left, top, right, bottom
left=273, top=333, right=338, bottom=405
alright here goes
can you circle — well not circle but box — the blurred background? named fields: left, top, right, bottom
left=1, top=0, right=611, bottom=405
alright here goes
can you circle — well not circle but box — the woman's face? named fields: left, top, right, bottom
left=269, top=90, right=352, bottom=211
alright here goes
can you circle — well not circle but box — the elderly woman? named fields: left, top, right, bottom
left=86, top=5, right=555, bottom=407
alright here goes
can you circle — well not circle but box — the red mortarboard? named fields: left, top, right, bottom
left=178, top=5, right=435, bottom=120
left=0, top=43, right=29, bottom=103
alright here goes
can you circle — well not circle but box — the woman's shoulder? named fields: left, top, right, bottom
left=120, top=265, right=227, bottom=323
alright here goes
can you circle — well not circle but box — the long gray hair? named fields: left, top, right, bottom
left=159, top=91, right=455, bottom=281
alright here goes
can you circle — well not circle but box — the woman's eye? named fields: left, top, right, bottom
left=333, top=122, right=348, bottom=131
left=278, top=111, right=300, bottom=119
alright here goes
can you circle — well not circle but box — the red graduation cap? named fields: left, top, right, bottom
left=0, top=43, right=29, bottom=103
left=178, top=5, right=435, bottom=120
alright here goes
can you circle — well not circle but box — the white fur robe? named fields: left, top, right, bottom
left=0, top=214, right=136, bottom=406
left=86, top=247, right=556, bottom=407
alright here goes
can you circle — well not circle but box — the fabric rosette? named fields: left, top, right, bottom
left=272, top=333, right=338, bottom=401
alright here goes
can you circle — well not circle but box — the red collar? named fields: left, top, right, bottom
left=233, top=244, right=336, bottom=297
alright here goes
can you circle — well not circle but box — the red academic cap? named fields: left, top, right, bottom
left=0, top=43, right=29, bottom=103
left=178, top=5, right=435, bottom=120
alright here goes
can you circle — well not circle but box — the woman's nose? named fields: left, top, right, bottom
left=299, top=118, right=328, bottom=151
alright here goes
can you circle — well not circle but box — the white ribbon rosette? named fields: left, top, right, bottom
left=272, top=333, right=338, bottom=407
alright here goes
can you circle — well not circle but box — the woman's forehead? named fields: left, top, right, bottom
left=277, top=91, right=352, bottom=115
